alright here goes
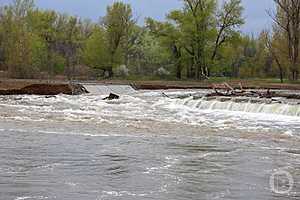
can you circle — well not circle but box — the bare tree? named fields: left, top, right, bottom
left=263, top=31, right=284, bottom=83
left=270, top=0, right=300, bottom=80
left=211, top=0, right=244, bottom=62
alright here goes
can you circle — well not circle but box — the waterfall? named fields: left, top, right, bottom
left=178, top=97, right=300, bottom=117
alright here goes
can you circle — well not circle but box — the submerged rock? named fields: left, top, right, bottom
left=192, top=93, right=205, bottom=100
left=218, top=97, right=232, bottom=102
left=249, top=98, right=263, bottom=104
left=103, top=93, right=120, bottom=100
left=249, top=98, right=273, bottom=104
left=45, top=95, right=57, bottom=99
left=233, top=97, right=249, bottom=103
left=202, top=96, right=217, bottom=101
left=173, top=94, right=192, bottom=99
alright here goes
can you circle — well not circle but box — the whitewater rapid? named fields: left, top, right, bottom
left=0, top=86, right=299, bottom=137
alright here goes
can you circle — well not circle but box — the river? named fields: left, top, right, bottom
left=0, top=86, right=299, bottom=200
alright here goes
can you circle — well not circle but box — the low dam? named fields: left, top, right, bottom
left=83, top=84, right=136, bottom=95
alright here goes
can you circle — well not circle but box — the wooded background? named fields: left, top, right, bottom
left=0, top=0, right=299, bottom=82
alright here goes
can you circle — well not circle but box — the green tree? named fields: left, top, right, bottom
left=102, top=2, right=134, bottom=77
left=170, top=0, right=217, bottom=79
left=1, top=0, right=39, bottom=78
left=146, top=18, right=183, bottom=79
left=271, top=0, right=300, bottom=80
left=26, top=9, right=58, bottom=76
left=211, top=0, right=244, bottom=63
left=82, top=27, right=109, bottom=72
left=213, top=33, right=244, bottom=77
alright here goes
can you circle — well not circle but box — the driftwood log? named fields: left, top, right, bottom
left=209, top=82, right=300, bottom=100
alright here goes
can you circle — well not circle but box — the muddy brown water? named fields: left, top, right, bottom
left=0, top=87, right=299, bottom=200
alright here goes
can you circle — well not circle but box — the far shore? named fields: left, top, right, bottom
left=1, top=78, right=300, bottom=91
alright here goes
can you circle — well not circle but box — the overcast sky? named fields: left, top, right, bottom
left=0, top=0, right=275, bottom=34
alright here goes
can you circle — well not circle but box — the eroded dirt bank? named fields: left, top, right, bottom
left=0, top=81, right=88, bottom=95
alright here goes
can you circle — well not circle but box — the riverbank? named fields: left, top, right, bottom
left=0, top=80, right=88, bottom=95
left=86, top=79, right=300, bottom=90
left=1, top=79, right=300, bottom=92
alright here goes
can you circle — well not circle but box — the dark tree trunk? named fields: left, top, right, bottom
left=176, top=65, right=182, bottom=79
left=172, top=45, right=182, bottom=80
left=108, top=67, right=113, bottom=78
left=187, top=66, right=191, bottom=79
left=273, top=52, right=284, bottom=83
left=279, top=69, right=284, bottom=83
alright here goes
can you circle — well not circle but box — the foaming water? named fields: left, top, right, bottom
left=0, top=88, right=299, bottom=200
left=178, top=96, right=300, bottom=117
left=0, top=90, right=300, bottom=136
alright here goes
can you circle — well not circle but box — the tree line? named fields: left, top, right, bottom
left=0, top=0, right=299, bottom=81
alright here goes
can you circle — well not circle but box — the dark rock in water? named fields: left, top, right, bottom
left=250, top=98, right=261, bottom=103
left=192, top=93, right=205, bottom=100
left=13, top=97, right=22, bottom=101
left=263, top=99, right=273, bottom=104
left=175, top=94, right=192, bottom=99
left=103, top=93, right=120, bottom=100
left=218, top=97, right=232, bottom=102
left=249, top=98, right=272, bottom=104
left=202, top=96, right=217, bottom=101
left=45, top=95, right=57, bottom=99
left=0, top=83, right=88, bottom=96
left=233, top=98, right=249, bottom=103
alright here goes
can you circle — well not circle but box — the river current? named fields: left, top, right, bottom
left=0, top=86, right=299, bottom=200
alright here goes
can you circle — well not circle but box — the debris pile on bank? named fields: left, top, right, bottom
left=162, top=82, right=300, bottom=105
left=208, top=82, right=300, bottom=100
